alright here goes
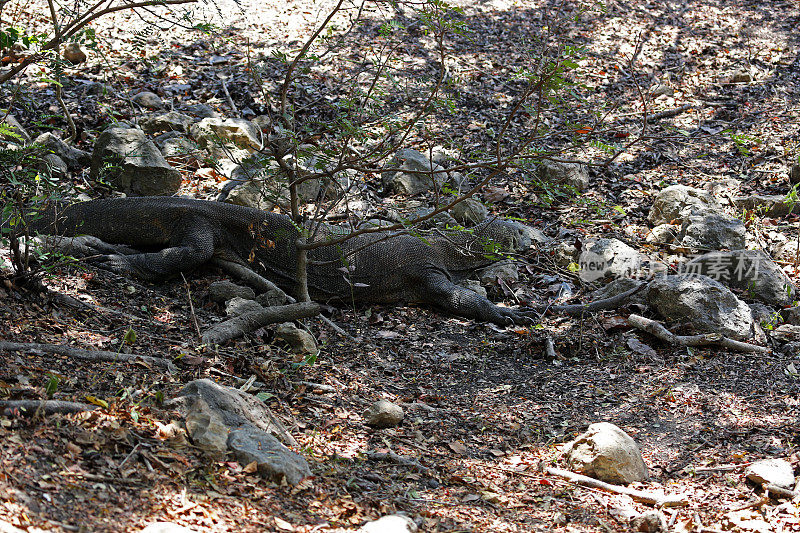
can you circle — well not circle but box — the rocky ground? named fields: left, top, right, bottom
left=1, top=0, right=800, bottom=531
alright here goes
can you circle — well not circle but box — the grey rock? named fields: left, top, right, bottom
left=1, top=114, right=30, bottom=143
left=190, top=117, right=262, bottom=152
left=630, top=511, right=668, bottom=533
left=729, top=70, right=753, bottom=83
left=62, top=43, right=87, bottom=64
left=550, top=242, right=579, bottom=269
left=780, top=306, right=800, bottom=326
left=358, top=514, right=418, bottom=533
left=184, top=397, right=229, bottom=458
left=140, top=112, right=195, bottom=135
left=646, top=223, right=680, bottom=244
left=562, top=422, right=649, bottom=485
left=539, top=160, right=590, bottom=191
left=388, top=206, right=458, bottom=229
left=82, top=81, right=111, bottom=97
left=678, top=213, right=746, bottom=251
left=227, top=427, right=311, bottom=486
left=275, top=323, right=318, bottom=355
left=89, top=128, right=181, bottom=196
left=159, top=137, right=200, bottom=159
left=34, top=132, right=91, bottom=169
left=140, top=523, right=199, bottom=533
left=649, top=185, right=721, bottom=225
left=182, top=103, right=219, bottom=119
left=225, top=297, right=264, bottom=317
left=364, top=399, right=404, bottom=429
left=685, top=250, right=796, bottom=306
left=169, top=379, right=295, bottom=446
left=735, top=194, right=797, bottom=218
left=382, top=149, right=447, bottom=195
left=224, top=180, right=278, bottom=211
left=131, top=91, right=164, bottom=110
left=745, top=458, right=795, bottom=489
left=37, top=154, right=68, bottom=179
left=647, top=274, right=755, bottom=340
left=221, top=161, right=321, bottom=210
left=579, top=238, right=643, bottom=282
left=208, top=280, right=255, bottom=303
left=451, top=198, right=488, bottom=226
left=479, top=262, right=519, bottom=286
left=772, top=324, right=800, bottom=343
left=750, top=302, right=778, bottom=329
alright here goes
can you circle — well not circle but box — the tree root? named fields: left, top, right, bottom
left=627, top=314, right=770, bottom=353
left=201, top=302, right=320, bottom=345
left=368, top=450, right=432, bottom=475
left=0, top=341, right=176, bottom=370
left=212, top=258, right=352, bottom=339
left=0, top=400, right=96, bottom=416
left=544, top=466, right=688, bottom=508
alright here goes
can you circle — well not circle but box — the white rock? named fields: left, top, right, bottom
left=745, top=458, right=795, bottom=489
left=563, top=422, right=648, bottom=485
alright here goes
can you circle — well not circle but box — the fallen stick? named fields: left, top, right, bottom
left=545, top=466, right=688, bottom=508
left=0, top=400, right=96, bottom=416
left=627, top=314, right=770, bottom=353
left=368, top=450, right=432, bottom=475
left=201, top=302, right=320, bottom=345
left=0, top=341, right=176, bottom=370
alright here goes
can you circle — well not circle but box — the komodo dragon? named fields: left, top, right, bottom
left=15, top=197, right=537, bottom=324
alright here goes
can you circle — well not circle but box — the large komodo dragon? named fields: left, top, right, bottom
left=17, top=197, right=540, bottom=324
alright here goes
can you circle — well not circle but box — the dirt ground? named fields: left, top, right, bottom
left=1, top=0, right=800, bottom=531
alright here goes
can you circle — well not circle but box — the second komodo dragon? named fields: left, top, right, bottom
left=21, top=197, right=536, bottom=324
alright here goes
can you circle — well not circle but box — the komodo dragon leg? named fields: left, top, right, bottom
left=89, top=229, right=215, bottom=281
left=413, top=268, right=535, bottom=325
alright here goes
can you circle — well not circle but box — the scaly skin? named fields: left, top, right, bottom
left=23, top=197, right=534, bottom=324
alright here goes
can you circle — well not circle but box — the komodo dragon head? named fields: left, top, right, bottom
left=435, top=219, right=532, bottom=261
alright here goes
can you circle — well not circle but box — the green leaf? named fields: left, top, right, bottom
left=122, top=327, right=137, bottom=345
left=45, top=374, right=59, bottom=397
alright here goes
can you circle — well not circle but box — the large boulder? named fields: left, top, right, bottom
left=90, top=128, right=182, bottom=196
left=450, top=197, right=488, bottom=226
left=131, top=91, right=164, bottom=109
left=227, top=427, right=311, bottom=486
left=190, top=117, right=262, bottom=156
left=649, top=185, right=720, bottom=225
left=167, top=379, right=295, bottom=446
left=579, top=238, right=643, bottom=282
left=539, top=160, right=589, bottom=191
left=678, top=212, right=746, bottom=251
left=381, top=149, right=448, bottom=195
left=562, top=422, right=649, bottom=485
left=685, top=250, right=796, bottom=307
left=647, top=274, right=756, bottom=340
left=140, top=112, right=195, bottom=135
left=1, top=114, right=31, bottom=143
left=34, top=133, right=91, bottom=170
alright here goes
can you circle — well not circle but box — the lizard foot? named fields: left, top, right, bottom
left=92, top=254, right=138, bottom=277
left=486, top=305, right=540, bottom=326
